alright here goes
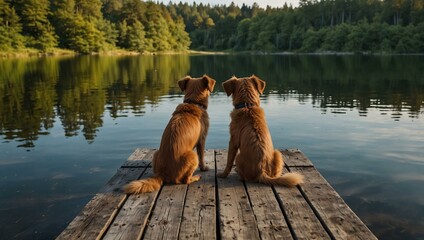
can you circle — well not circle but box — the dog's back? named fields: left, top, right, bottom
left=231, top=107, right=274, bottom=155
left=220, top=76, right=303, bottom=187
left=230, top=106, right=275, bottom=181
left=124, top=75, right=216, bottom=194
left=154, top=103, right=204, bottom=182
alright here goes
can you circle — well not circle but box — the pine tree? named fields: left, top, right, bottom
left=14, top=0, right=58, bottom=51
left=67, top=14, right=104, bottom=53
left=127, top=20, right=146, bottom=52
left=169, top=17, right=191, bottom=51
left=144, top=3, right=172, bottom=52
left=52, top=0, right=112, bottom=53
left=0, top=0, right=24, bottom=50
left=51, top=0, right=76, bottom=48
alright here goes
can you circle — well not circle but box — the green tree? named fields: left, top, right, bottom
left=344, top=20, right=367, bottom=52
left=0, top=0, right=24, bottom=50
left=395, top=24, right=420, bottom=52
left=301, top=28, right=327, bottom=52
left=410, top=0, right=424, bottom=24
left=51, top=0, right=112, bottom=53
left=321, top=23, right=350, bottom=51
left=3, top=0, right=424, bottom=54
left=278, top=11, right=296, bottom=51
left=67, top=14, right=105, bottom=53
left=169, top=17, right=191, bottom=51
left=144, top=3, right=172, bottom=52
left=117, top=19, right=129, bottom=48
left=50, top=0, right=75, bottom=48
left=205, top=17, right=215, bottom=28
left=102, top=0, right=123, bottom=23
left=289, top=27, right=305, bottom=51
left=126, top=20, right=146, bottom=52
left=14, top=0, right=57, bottom=50
left=234, top=18, right=251, bottom=50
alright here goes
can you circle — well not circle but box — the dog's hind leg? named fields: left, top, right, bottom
left=270, top=150, right=284, bottom=177
left=178, top=151, right=201, bottom=184
left=196, top=133, right=209, bottom=171
left=217, top=136, right=238, bottom=178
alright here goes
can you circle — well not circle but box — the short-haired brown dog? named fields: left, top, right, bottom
left=217, top=75, right=303, bottom=187
left=124, top=75, right=216, bottom=194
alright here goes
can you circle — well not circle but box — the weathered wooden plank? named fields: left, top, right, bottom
left=245, top=181, right=293, bottom=240
left=58, top=148, right=377, bottom=240
left=215, top=150, right=260, bottom=240
left=281, top=149, right=314, bottom=167
left=291, top=167, right=377, bottom=240
left=56, top=167, right=146, bottom=240
left=102, top=167, right=159, bottom=240
left=273, top=168, right=330, bottom=240
left=122, top=148, right=156, bottom=168
left=128, top=148, right=150, bottom=160
left=142, top=183, right=187, bottom=239
left=179, top=150, right=217, bottom=240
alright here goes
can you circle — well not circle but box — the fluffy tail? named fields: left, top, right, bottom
left=124, top=176, right=163, bottom=194
left=258, top=172, right=304, bottom=187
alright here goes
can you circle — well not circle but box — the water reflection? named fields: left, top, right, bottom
left=0, top=55, right=190, bottom=147
left=0, top=54, right=423, bottom=239
left=0, top=54, right=423, bottom=147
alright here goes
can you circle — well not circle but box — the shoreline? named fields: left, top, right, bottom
left=0, top=48, right=77, bottom=58
left=0, top=49, right=227, bottom=58
left=1, top=48, right=423, bottom=58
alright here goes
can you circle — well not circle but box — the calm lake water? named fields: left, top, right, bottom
left=0, top=54, right=423, bottom=239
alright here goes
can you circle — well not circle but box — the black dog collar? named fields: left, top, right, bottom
left=234, top=102, right=256, bottom=109
left=184, top=99, right=207, bottom=110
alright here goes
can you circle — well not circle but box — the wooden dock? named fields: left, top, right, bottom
left=57, top=148, right=377, bottom=240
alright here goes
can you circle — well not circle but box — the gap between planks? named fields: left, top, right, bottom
left=57, top=148, right=377, bottom=240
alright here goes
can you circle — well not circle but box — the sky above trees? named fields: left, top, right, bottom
left=167, top=0, right=299, bottom=8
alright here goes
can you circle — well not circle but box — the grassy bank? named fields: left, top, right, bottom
left=0, top=49, right=228, bottom=58
left=0, top=48, right=144, bottom=58
left=0, top=48, right=78, bottom=58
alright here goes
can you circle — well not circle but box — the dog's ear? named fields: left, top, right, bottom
left=222, top=77, right=237, bottom=96
left=202, top=75, right=216, bottom=92
left=250, top=75, right=266, bottom=94
left=178, top=76, right=191, bottom=92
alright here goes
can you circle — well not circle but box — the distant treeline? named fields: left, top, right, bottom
left=0, top=0, right=190, bottom=53
left=1, top=0, right=424, bottom=54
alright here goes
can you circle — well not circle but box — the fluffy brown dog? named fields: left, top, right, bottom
left=124, top=75, right=216, bottom=194
left=217, top=75, right=303, bottom=187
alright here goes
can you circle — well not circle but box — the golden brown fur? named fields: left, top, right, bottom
left=217, top=75, right=304, bottom=187
left=124, top=75, right=216, bottom=194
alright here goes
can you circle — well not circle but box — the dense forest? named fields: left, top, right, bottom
left=1, top=0, right=424, bottom=54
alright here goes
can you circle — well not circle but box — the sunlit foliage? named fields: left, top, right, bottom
left=1, top=0, right=424, bottom=53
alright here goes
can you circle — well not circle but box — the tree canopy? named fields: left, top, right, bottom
left=1, top=0, right=424, bottom=54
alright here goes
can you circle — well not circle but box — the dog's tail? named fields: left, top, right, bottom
left=124, top=176, right=163, bottom=194
left=258, top=172, right=304, bottom=187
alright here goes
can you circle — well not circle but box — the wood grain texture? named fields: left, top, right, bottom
left=245, top=181, right=293, bottom=240
left=56, top=167, right=145, bottom=240
left=58, top=148, right=378, bottom=240
left=274, top=169, right=330, bottom=240
left=292, top=167, right=377, bottom=240
left=142, top=184, right=187, bottom=239
left=102, top=167, right=159, bottom=240
left=179, top=150, right=217, bottom=240
left=281, top=149, right=314, bottom=167
left=215, top=149, right=260, bottom=240
left=122, top=148, right=155, bottom=168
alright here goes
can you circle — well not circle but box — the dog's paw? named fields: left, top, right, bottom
left=190, top=174, right=201, bottom=183
left=217, top=172, right=228, bottom=178
left=200, top=165, right=210, bottom=171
